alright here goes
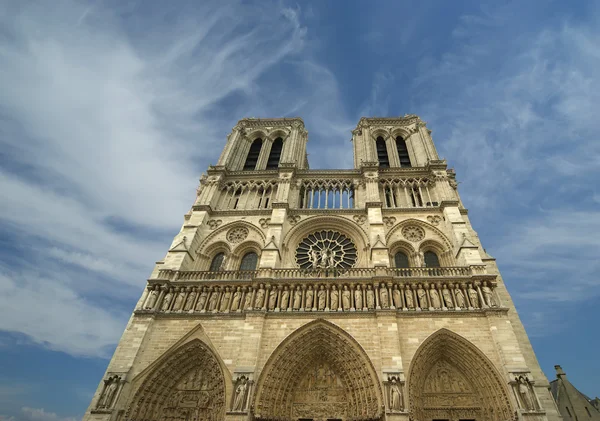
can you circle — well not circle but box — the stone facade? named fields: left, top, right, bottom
left=83, top=116, right=562, bottom=421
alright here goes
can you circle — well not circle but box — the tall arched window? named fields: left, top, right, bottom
left=243, top=138, right=262, bottom=170
left=266, top=137, right=283, bottom=169
left=209, top=252, right=225, bottom=271
left=394, top=251, right=410, bottom=268
left=376, top=137, right=390, bottom=168
left=424, top=251, right=440, bottom=267
left=396, top=136, right=412, bottom=167
left=239, top=252, right=259, bottom=271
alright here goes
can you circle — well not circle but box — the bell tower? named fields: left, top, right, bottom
left=84, top=115, right=561, bottom=421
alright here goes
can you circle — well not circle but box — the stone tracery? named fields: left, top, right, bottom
left=295, top=230, right=358, bottom=269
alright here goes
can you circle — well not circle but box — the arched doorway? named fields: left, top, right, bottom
left=408, top=329, right=514, bottom=421
left=125, top=339, right=226, bottom=421
left=254, top=320, right=383, bottom=421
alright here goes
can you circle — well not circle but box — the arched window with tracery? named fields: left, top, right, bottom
left=243, top=138, right=262, bottom=170
left=394, top=251, right=410, bottom=268
left=376, top=137, right=390, bottom=168
left=266, top=137, right=283, bottom=169
left=240, top=252, right=259, bottom=271
left=424, top=250, right=440, bottom=267
left=395, top=136, right=411, bottom=167
left=209, top=252, right=225, bottom=271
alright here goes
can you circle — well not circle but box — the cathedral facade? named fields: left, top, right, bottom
left=84, top=116, right=561, bottom=421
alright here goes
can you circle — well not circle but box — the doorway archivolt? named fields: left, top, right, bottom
left=125, top=339, right=226, bottom=421
left=407, top=329, right=514, bottom=421
left=253, top=319, right=383, bottom=421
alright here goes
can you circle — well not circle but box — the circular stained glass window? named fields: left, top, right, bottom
left=295, top=230, right=358, bottom=269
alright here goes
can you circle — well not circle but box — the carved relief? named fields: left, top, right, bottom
left=296, top=230, right=358, bottom=269
left=258, top=218, right=270, bottom=229
left=226, top=227, right=249, bottom=243
left=383, top=216, right=396, bottom=228
left=207, top=219, right=222, bottom=230
left=96, top=375, right=123, bottom=410
left=288, top=215, right=301, bottom=226
left=402, top=225, right=425, bottom=242
left=231, top=376, right=250, bottom=412
left=427, top=215, right=442, bottom=226
left=513, top=375, right=540, bottom=411
left=353, top=214, right=367, bottom=225
left=385, top=375, right=405, bottom=412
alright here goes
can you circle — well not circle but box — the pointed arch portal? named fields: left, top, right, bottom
left=126, top=339, right=226, bottom=421
left=408, top=329, right=514, bottom=421
left=254, top=320, right=383, bottom=421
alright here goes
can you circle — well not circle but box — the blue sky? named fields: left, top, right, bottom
left=0, top=0, right=599, bottom=419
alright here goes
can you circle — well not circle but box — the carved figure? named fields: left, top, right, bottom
left=220, top=287, right=231, bottom=311
left=208, top=288, right=219, bottom=311
left=366, top=285, right=375, bottom=309
left=268, top=288, right=277, bottom=310
left=281, top=287, right=290, bottom=310
left=161, top=288, right=174, bottom=311
left=329, top=249, right=336, bottom=268
left=355, top=285, right=363, bottom=309
left=219, top=253, right=228, bottom=271
left=342, top=286, right=351, bottom=310
left=330, top=285, right=339, bottom=309
left=255, top=284, right=265, bottom=309
left=173, top=288, right=186, bottom=311
left=231, top=287, right=241, bottom=311
left=244, top=287, right=253, bottom=310
left=482, top=282, right=496, bottom=307
left=233, top=378, right=248, bottom=411
left=98, top=376, right=119, bottom=409
left=144, top=286, right=159, bottom=310
left=454, top=286, right=466, bottom=308
left=392, top=285, right=402, bottom=308
left=417, top=284, right=427, bottom=309
left=517, top=376, right=535, bottom=410
left=429, top=285, right=441, bottom=309
left=183, top=288, right=196, bottom=311
left=405, top=287, right=415, bottom=308
left=293, top=286, right=302, bottom=310
left=442, top=284, right=453, bottom=308
left=318, top=286, right=326, bottom=310
left=320, top=248, right=329, bottom=267
left=310, top=249, right=319, bottom=269
left=305, top=285, right=314, bottom=309
left=389, top=379, right=403, bottom=411
left=196, top=287, right=208, bottom=311
left=468, top=284, right=479, bottom=308
left=380, top=284, right=389, bottom=308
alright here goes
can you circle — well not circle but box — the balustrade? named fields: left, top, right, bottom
left=379, top=177, right=439, bottom=208
left=215, top=180, right=277, bottom=210
left=298, top=178, right=356, bottom=209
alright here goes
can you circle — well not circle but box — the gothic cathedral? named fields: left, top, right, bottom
left=84, top=116, right=560, bottom=421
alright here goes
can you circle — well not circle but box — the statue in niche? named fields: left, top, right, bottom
left=355, top=285, right=363, bottom=309
left=219, top=253, right=228, bottom=271
left=97, top=375, right=120, bottom=409
left=208, top=288, right=219, bottom=311
left=220, top=287, right=231, bottom=311
left=293, top=286, right=302, bottom=310
left=268, top=288, right=277, bottom=310
left=309, top=249, right=319, bottom=269
left=389, top=378, right=403, bottom=411
left=404, top=287, right=415, bottom=308
left=454, top=285, right=466, bottom=308
left=184, top=287, right=196, bottom=311
left=161, top=287, right=174, bottom=311
left=380, top=284, right=389, bottom=308
left=320, top=248, right=330, bottom=267
left=366, top=285, right=375, bottom=309
left=429, top=284, right=441, bottom=309
left=481, top=281, right=496, bottom=307
left=144, top=285, right=159, bottom=310
left=517, top=376, right=536, bottom=411
left=342, top=285, right=351, bottom=310
left=281, top=286, right=290, bottom=310
left=417, top=284, right=428, bottom=309
left=196, top=287, right=208, bottom=311
left=441, top=284, right=453, bottom=308
left=244, top=287, right=254, bottom=310
left=233, top=377, right=248, bottom=411
left=331, top=285, right=339, bottom=309
left=305, top=285, right=314, bottom=309
left=254, top=284, right=265, bottom=309
left=173, top=287, right=186, bottom=311
left=231, top=287, right=241, bottom=311
left=318, top=285, right=326, bottom=310
left=329, top=249, right=336, bottom=267
left=392, top=284, right=402, bottom=308
left=467, top=283, right=479, bottom=308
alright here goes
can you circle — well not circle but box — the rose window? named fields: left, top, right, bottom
left=401, top=225, right=425, bottom=242
left=295, top=230, right=358, bottom=269
left=227, top=227, right=249, bottom=243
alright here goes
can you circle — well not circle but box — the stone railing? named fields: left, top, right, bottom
left=156, top=265, right=487, bottom=282
left=138, top=278, right=501, bottom=315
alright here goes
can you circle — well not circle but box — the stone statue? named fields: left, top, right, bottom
left=98, top=376, right=119, bottom=409
left=328, top=249, right=336, bottom=267
left=268, top=288, right=277, bottom=310
left=208, top=288, right=219, bottom=311
left=219, top=253, right=228, bottom=271
left=144, top=286, right=159, bottom=310
left=220, top=287, right=231, bottom=311
left=320, top=248, right=329, bottom=267
left=404, top=287, right=414, bottom=308
left=442, top=284, right=453, bottom=308
left=417, top=284, right=427, bottom=309
left=355, top=285, right=363, bottom=309
left=305, top=285, right=314, bottom=309
left=233, top=377, right=248, bottom=411
left=380, top=284, right=389, bottom=308
left=255, top=284, right=265, bottom=309
left=392, top=285, right=402, bottom=308
left=517, top=376, right=535, bottom=410
left=468, top=284, right=479, bottom=308
left=196, top=287, right=208, bottom=311
left=482, top=282, right=496, bottom=307
left=173, top=287, right=186, bottom=311
left=183, top=287, right=196, bottom=311
left=293, top=286, right=302, bottom=310
left=454, top=286, right=466, bottom=308
left=281, top=286, right=289, bottom=310
left=161, top=288, right=174, bottom=311
left=429, top=284, right=441, bottom=309
left=317, top=285, right=326, bottom=310
left=310, top=249, right=319, bottom=269
left=366, top=285, right=375, bottom=309
left=389, top=379, right=403, bottom=411
left=231, top=287, right=241, bottom=311
left=342, top=285, right=351, bottom=310
left=330, top=285, right=339, bottom=309
left=244, top=287, right=253, bottom=310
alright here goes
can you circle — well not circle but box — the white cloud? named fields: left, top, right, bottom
left=0, top=407, right=77, bottom=421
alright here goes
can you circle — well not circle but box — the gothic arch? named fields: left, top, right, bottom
left=407, top=328, right=514, bottom=421
left=125, top=339, right=227, bottom=421
left=386, top=217, right=453, bottom=250
left=282, top=215, right=370, bottom=267
left=197, top=221, right=266, bottom=256
left=254, top=319, right=383, bottom=421
left=390, top=126, right=413, bottom=140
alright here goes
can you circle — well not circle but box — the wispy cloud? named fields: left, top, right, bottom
left=0, top=407, right=77, bottom=421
